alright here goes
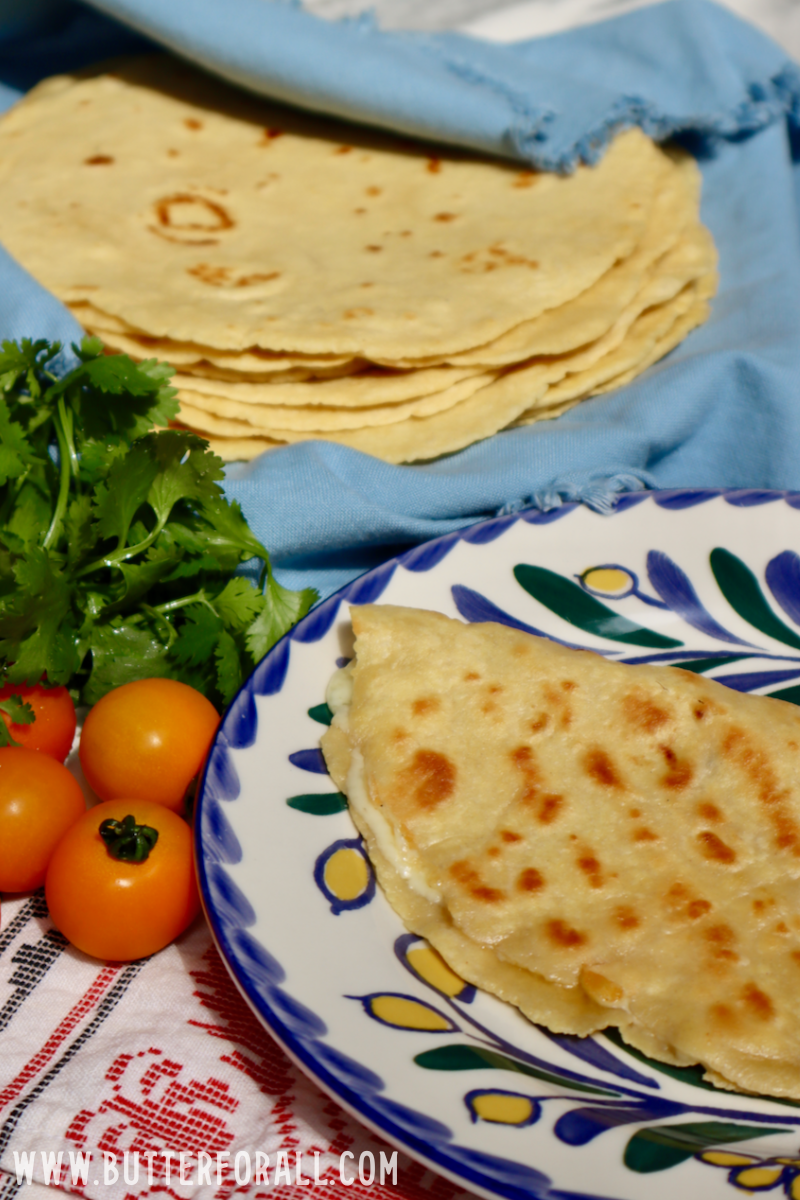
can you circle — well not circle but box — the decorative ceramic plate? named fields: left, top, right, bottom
left=195, top=489, right=800, bottom=1200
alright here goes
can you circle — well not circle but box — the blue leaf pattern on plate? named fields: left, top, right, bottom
left=646, top=550, right=753, bottom=646
left=543, top=1032, right=658, bottom=1089
left=289, top=748, right=329, bottom=774
left=766, top=550, right=800, bottom=627
left=708, top=668, right=800, bottom=693
left=451, top=584, right=610, bottom=653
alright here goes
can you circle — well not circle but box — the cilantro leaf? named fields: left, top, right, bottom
left=246, top=572, right=316, bottom=661
left=214, top=629, right=243, bottom=707
left=93, top=437, right=161, bottom=546
left=199, top=494, right=270, bottom=563
left=82, top=618, right=174, bottom=705
left=0, top=694, right=35, bottom=747
left=214, top=576, right=266, bottom=633
left=0, top=396, right=37, bottom=486
left=170, top=604, right=223, bottom=669
left=146, top=430, right=225, bottom=525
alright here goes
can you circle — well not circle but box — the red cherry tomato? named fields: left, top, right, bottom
left=79, top=679, right=219, bottom=812
left=0, top=682, right=77, bottom=762
left=0, top=747, right=86, bottom=892
left=45, top=798, right=201, bottom=961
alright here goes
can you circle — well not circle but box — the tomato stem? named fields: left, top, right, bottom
left=99, top=814, right=159, bottom=862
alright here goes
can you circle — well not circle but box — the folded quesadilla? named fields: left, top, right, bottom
left=321, top=604, right=800, bottom=1099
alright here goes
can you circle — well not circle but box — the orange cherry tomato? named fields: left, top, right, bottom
left=0, top=747, right=86, bottom=892
left=79, top=679, right=219, bottom=812
left=0, top=682, right=77, bottom=762
left=45, top=798, right=201, bottom=961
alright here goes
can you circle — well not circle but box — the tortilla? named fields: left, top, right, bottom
left=0, top=56, right=663, bottom=358
left=321, top=605, right=800, bottom=1099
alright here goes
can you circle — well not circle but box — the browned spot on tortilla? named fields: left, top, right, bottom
left=687, top=899, right=712, bottom=919
left=544, top=684, right=573, bottom=729
left=660, top=745, right=694, bottom=790
left=513, top=171, right=537, bottom=188
left=429, top=251, right=444, bottom=258
left=84, top=154, right=114, bottom=165
left=792, top=950, right=800, bottom=967
left=776, top=921, right=790, bottom=934
left=629, top=808, right=641, bottom=818
left=500, top=830, right=522, bottom=843
left=400, top=230, right=412, bottom=237
left=365, top=245, right=382, bottom=252
left=561, top=680, right=577, bottom=692
left=184, top=117, right=203, bottom=130
left=488, top=684, right=503, bottom=695
left=187, top=264, right=279, bottom=288
left=632, top=827, right=659, bottom=842
left=343, top=307, right=374, bottom=319
left=427, top=158, right=441, bottom=173
left=434, top=212, right=457, bottom=222
left=335, top=145, right=353, bottom=154
left=360, top=282, right=374, bottom=288
left=538, top=795, right=563, bottom=824
left=614, top=905, right=640, bottom=930
left=577, top=852, right=603, bottom=888
left=705, top=924, right=737, bottom=960
left=155, top=194, right=234, bottom=233
left=392, top=728, right=408, bottom=743
left=722, top=725, right=800, bottom=854
left=450, top=860, right=504, bottom=903
left=464, top=671, right=480, bottom=681
left=697, top=802, right=722, bottom=822
left=546, top=919, right=586, bottom=948
left=742, top=983, right=774, bottom=1021
left=622, top=691, right=671, bottom=733
left=518, top=868, right=544, bottom=892
left=667, top=882, right=690, bottom=901
left=405, top=749, right=456, bottom=811
left=487, top=846, right=500, bottom=858
left=530, top=714, right=549, bottom=733
left=510, top=745, right=563, bottom=823
left=698, top=830, right=736, bottom=864
left=584, top=748, right=624, bottom=789
left=709, top=1003, right=737, bottom=1028
left=354, top=208, right=367, bottom=215
left=412, top=697, right=440, bottom=716
left=261, top=127, right=284, bottom=141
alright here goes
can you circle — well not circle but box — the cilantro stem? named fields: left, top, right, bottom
left=76, top=514, right=170, bottom=578
left=42, top=399, right=72, bottom=550
left=58, top=395, right=80, bottom=480
left=153, top=588, right=217, bottom=617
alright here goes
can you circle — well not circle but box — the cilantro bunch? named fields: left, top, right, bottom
left=0, top=338, right=316, bottom=710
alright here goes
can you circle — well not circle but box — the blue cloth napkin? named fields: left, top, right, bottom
left=2, top=0, right=800, bottom=598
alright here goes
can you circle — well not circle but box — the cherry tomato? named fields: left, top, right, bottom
left=0, top=747, right=86, bottom=892
left=79, top=679, right=219, bottom=812
left=0, top=682, right=76, bottom=762
left=45, top=798, right=201, bottom=961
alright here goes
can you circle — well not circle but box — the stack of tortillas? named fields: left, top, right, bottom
left=0, top=56, right=717, bottom=464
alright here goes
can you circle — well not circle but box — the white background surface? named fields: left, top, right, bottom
left=300, top=0, right=800, bottom=60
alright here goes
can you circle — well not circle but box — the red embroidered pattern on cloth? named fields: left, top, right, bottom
left=0, top=895, right=469, bottom=1200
